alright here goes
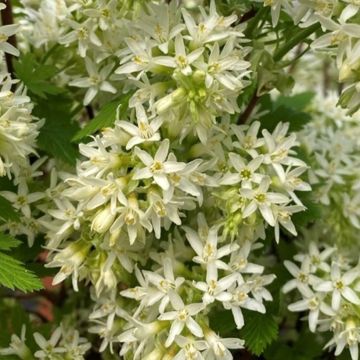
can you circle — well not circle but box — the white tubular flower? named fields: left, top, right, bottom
left=273, top=204, right=304, bottom=243
left=262, top=126, right=305, bottom=182
left=282, top=258, right=318, bottom=297
left=224, top=283, right=266, bottom=329
left=1, top=181, right=44, bottom=218
left=194, top=272, right=237, bottom=305
left=325, top=318, right=360, bottom=360
left=220, top=153, right=263, bottom=187
left=174, top=335, right=208, bottom=360
left=181, top=0, right=238, bottom=46
left=314, top=263, right=360, bottom=310
left=69, top=58, right=116, bottom=105
left=46, top=239, right=92, bottom=291
left=34, top=328, right=66, bottom=359
left=203, top=330, right=244, bottom=360
left=231, top=122, right=264, bottom=156
left=294, top=243, right=335, bottom=273
left=115, top=38, right=160, bottom=77
left=184, top=225, right=239, bottom=271
left=133, top=139, right=186, bottom=191
left=117, top=105, right=163, bottom=150
left=159, top=290, right=204, bottom=347
left=228, top=241, right=264, bottom=275
left=0, top=326, right=32, bottom=359
left=241, top=177, right=289, bottom=227
left=60, top=19, right=101, bottom=58
left=0, top=5, right=19, bottom=57
left=195, top=40, right=250, bottom=91
left=155, top=35, right=204, bottom=75
left=146, top=190, right=182, bottom=239
left=288, top=290, right=335, bottom=333
left=46, top=198, right=84, bottom=235
left=110, top=193, right=151, bottom=245
left=138, top=2, right=185, bottom=54
left=143, top=258, right=185, bottom=313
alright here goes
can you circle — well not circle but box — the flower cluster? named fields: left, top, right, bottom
left=0, top=5, right=45, bottom=247
left=0, top=325, right=91, bottom=360
left=298, top=92, right=360, bottom=247
left=283, top=242, right=360, bottom=360
left=256, top=0, right=360, bottom=114
left=23, top=1, right=313, bottom=358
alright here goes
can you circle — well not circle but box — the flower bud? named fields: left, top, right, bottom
left=92, top=206, right=116, bottom=233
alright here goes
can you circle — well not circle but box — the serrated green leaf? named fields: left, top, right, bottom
left=0, top=195, right=20, bottom=222
left=0, top=252, right=43, bottom=293
left=14, top=53, right=63, bottom=98
left=35, top=95, right=80, bottom=165
left=240, top=311, right=279, bottom=356
left=0, top=233, right=21, bottom=251
left=72, top=92, right=132, bottom=142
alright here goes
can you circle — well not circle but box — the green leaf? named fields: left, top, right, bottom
left=258, top=92, right=314, bottom=132
left=209, top=310, right=237, bottom=336
left=72, top=92, right=132, bottom=142
left=0, top=195, right=20, bottom=222
left=35, top=94, right=80, bottom=165
left=275, top=92, right=314, bottom=111
left=0, top=252, right=43, bottom=293
left=0, top=233, right=21, bottom=251
left=14, top=53, right=63, bottom=98
left=240, top=311, right=279, bottom=356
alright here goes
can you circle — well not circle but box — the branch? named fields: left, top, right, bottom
left=1, top=0, right=17, bottom=77
left=238, top=91, right=259, bottom=124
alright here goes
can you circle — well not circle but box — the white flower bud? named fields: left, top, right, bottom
left=91, top=206, right=116, bottom=233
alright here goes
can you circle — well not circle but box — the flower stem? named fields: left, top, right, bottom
left=273, top=23, right=321, bottom=62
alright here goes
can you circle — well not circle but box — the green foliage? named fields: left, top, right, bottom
left=239, top=310, right=279, bottom=356
left=0, top=252, right=43, bottom=292
left=35, top=94, right=80, bottom=165
left=259, top=92, right=314, bottom=132
left=0, top=195, right=20, bottom=222
left=0, top=232, right=43, bottom=293
left=72, top=92, right=132, bottom=142
left=0, top=233, right=21, bottom=250
left=14, top=53, right=63, bottom=98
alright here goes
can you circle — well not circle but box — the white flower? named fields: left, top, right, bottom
left=117, top=105, right=163, bottom=150
left=184, top=225, right=239, bottom=273
left=69, top=58, right=116, bottom=105
left=155, top=35, right=204, bottom=75
left=110, top=193, right=152, bottom=244
left=181, top=0, right=238, bottom=46
left=1, top=181, right=44, bottom=218
left=133, top=139, right=186, bottom=191
left=0, top=12, right=19, bottom=56
left=288, top=290, right=335, bottom=332
left=294, top=242, right=335, bottom=273
left=46, top=239, right=91, bottom=291
left=34, top=328, right=66, bottom=359
left=194, top=272, right=237, bottom=305
left=60, top=18, right=101, bottom=57
left=143, top=258, right=185, bottom=313
left=241, top=177, right=289, bottom=227
left=203, top=330, right=244, bottom=360
left=174, top=335, right=207, bottom=360
left=224, top=283, right=266, bottom=329
left=220, top=153, right=263, bottom=187
left=314, top=263, right=360, bottom=310
left=159, top=290, right=204, bottom=347
left=283, top=258, right=318, bottom=297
